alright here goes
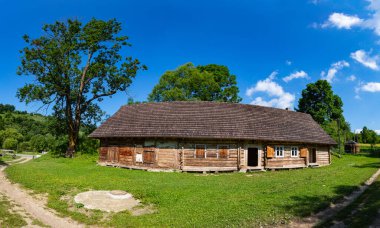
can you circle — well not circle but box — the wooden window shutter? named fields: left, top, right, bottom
left=300, top=148, right=308, bottom=158
left=196, top=145, right=206, bottom=158
left=266, top=146, right=274, bottom=158
left=219, top=146, right=229, bottom=159
left=143, top=148, right=155, bottom=164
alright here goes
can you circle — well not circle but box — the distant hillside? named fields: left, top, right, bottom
left=0, top=103, right=98, bottom=155
left=0, top=104, right=54, bottom=152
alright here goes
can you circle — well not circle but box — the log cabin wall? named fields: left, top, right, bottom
left=265, top=145, right=307, bottom=168
left=98, top=138, right=331, bottom=171
left=316, top=146, right=330, bottom=166
left=179, top=140, right=239, bottom=169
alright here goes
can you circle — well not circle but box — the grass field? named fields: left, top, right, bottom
left=317, top=175, right=380, bottom=228
left=5, top=153, right=380, bottom=227
left=0, top=154, right=20, bottom=162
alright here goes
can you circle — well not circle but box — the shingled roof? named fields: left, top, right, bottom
left=89, top=101, right=336, bottom=145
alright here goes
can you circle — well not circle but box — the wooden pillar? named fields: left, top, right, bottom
left=237, top=146, right=241, bottom=169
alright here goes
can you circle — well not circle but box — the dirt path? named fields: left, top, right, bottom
left=288, top=168, right=380, bottom=228
left=0, top=158, right=85, bottom=228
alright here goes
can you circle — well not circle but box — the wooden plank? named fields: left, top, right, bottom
left=182, top=166, right=238, bottom=172
left=267, top=146, right=274, bottom=158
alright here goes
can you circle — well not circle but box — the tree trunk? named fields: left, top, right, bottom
left=66, top=129, right=78, bottom=158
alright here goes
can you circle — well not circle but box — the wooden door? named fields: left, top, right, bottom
left=247, top=148, right=259, bottom=166
left=309, top=148, right=317, bottom=163
left=107, top=147, right=119, bottom=163
left=195, top=145, right=206, bottom=158
left=143, top=148, right=155, bottom=164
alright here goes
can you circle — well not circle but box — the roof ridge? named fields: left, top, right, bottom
left=122, top=101, right=308, bottom=115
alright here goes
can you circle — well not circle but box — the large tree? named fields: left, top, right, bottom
left=297, top=80, right=350, bottom=150
left=297, top=80, right=344, bottom=125
left=360, top=126, right=378, bottom=144
left=17, top=19, right=146, bottom=157
left=148, top=63, right=241, bottom=102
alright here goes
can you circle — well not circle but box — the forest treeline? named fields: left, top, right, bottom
left=0, top=104, right=98, bottom=154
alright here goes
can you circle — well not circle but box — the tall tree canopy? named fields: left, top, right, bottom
left=297, top=80, right=344, bottom=125
left=297, top=80, right=350, bottom=149
left=360, top=126, right=378, bottom=144
left=17, top=18, right=146, bottom=157
left=148, top=63, right=241, bottom=103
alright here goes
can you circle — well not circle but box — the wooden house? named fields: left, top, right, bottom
left=89, top=101, right=336, bottom=172
left=345, top=140, right=360, bottom=154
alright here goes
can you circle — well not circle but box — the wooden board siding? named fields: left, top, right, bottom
left=157, top=148, right=178, bottom=169
left=107, top=147, right=119, bottom=163
left=181, top=143, right=238, bottom=168
left=118, top=147, right=134, bottom=165
left=99, top=147, right=108, bottom=162
left=316, top=146, right=330, bottom=166
left=98, top=138, right=331, bottom=171
left=266, top=145, right=306, bottom=168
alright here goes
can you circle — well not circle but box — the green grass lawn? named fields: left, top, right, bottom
left=4, top=153, right=380, bottom=227
left=0, top=154, right=20, bottom=162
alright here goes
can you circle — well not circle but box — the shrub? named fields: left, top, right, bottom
left=2, top=138, right=18, bottom=150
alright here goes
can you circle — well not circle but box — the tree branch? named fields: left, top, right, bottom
left=84, top=90, right=117, bottom=108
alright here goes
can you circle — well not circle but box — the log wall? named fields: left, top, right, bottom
left=316, top=146, right=330, bottom=166
left=98, top=138, right=332, bottom=171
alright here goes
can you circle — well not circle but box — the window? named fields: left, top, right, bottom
left=217, top=145, right=229, bottom=159
left=275, top=146, right=284, bottom=157
left=195, top=144, right=206, bottom=158
left=291, top=146, right=299, bottom=157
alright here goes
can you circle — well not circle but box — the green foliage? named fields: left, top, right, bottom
left=0, top=104, right=16, bottom=113
left=0, top=128, right=23, bottom=146
left=30, top=134, right=48, bottom=152
left=18, top=141, right=31, bottom=152
left=0, top=103, right=96, bottom=155
left=17, top=18, right=146, bottom=155
left=360, top=126, right=378, bottom=144
left=2, top=138, right=18, bottom=150
left=148, top=63, right=241, bottom=103
left=297, top=80, right=344, bottom=125
left=5, top=154, right=380, bottom=227
left=297, top=80, right=349, bottom=149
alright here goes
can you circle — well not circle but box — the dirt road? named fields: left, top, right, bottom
left=0, top=158, right=84, bottom=228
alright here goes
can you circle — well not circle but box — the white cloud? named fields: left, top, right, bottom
left=360, top=82, right=380, bottom=92
left=321, top=1, right=380, bottom=37
left=321, top=60, right=349, bottom=83
left=347, top=75, right=356, bottom=81
left=362, top=0, right=380, bottom=36
left=246, top=71, right=295, bottom=109
left=286, top=60, right=292, bottom=66
left=282, top=70, right=309, bottom=82
left=355, top=81, right=380, bottom=98
left=322, top=13, right=363, bottom=29
left=350, top=50, right=379, bottom=70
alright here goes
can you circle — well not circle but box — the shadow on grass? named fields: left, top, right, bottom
left=316, top=180, right=380, bottom=228
left=353, top=162, right=380, bottom=168
left=0, top=160, right=8, bottom=166
left=282, top=185, right=359, bottom=217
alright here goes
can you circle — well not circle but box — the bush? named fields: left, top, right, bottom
left=2, top=138, right=18, bottom=150
left=18, top=141, right=31, bottom=152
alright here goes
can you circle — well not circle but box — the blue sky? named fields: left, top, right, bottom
left=0, top=0, right=379, bottom=132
